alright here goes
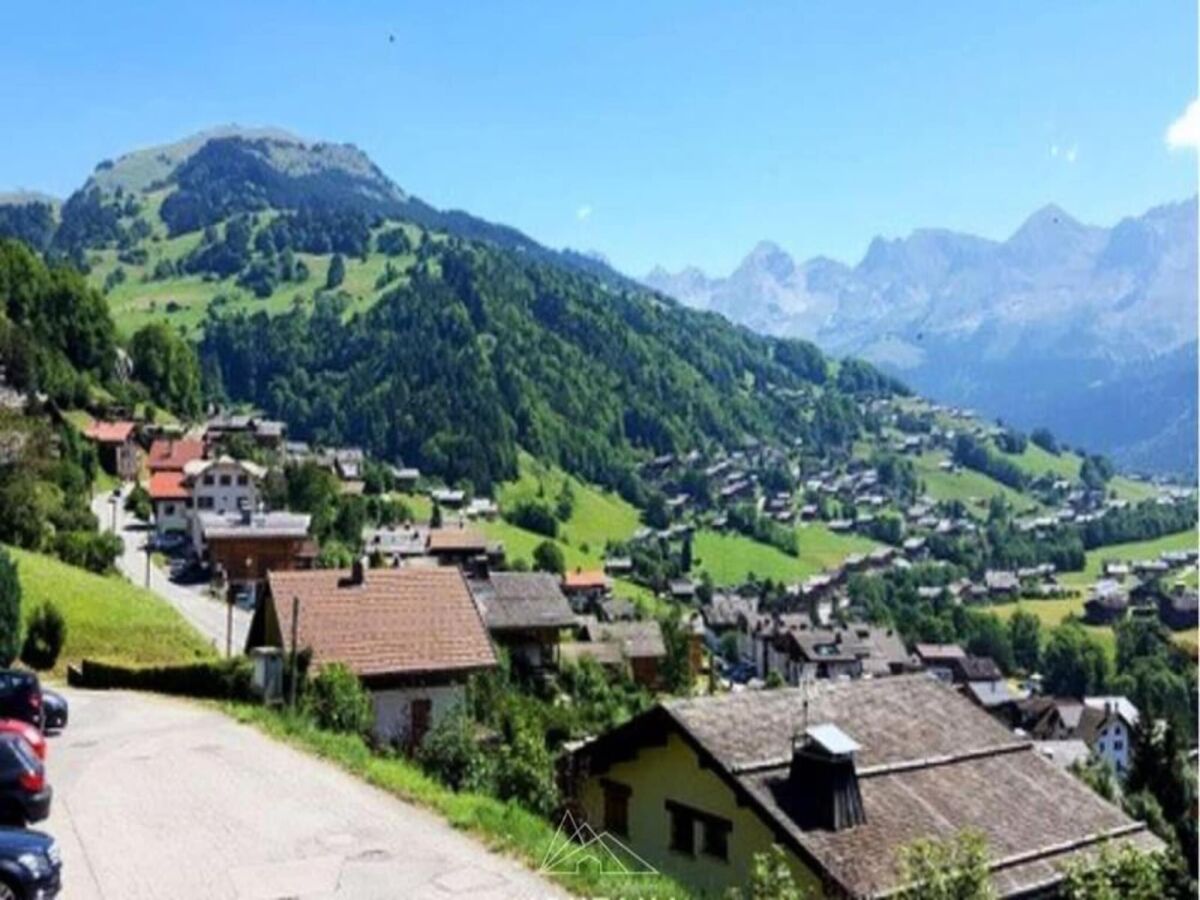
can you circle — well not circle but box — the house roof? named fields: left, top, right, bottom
left=266, top=567, right=496, bottom=678
left=183, top=455, right=267, bottom=481
left=199, top=511, right=311, bottom=540
left=574, top=675, right=1159, bottom=899
left=562, top=570, right=610, bottom=591
left=148, top=471, right=188, bottom=501
left=914, top=642, right=967, bottom=664
left=468, top=572, right=575, bottom=631
left=583, top=620, right=666, bottom=659
left=84, top=420, right=135, bottom=444
left=951, top=655, right=1004, bottom=683
left=426, top=527, right=488, bottom=554
left=559, top=640, right=624, bottom=667
left=147, top=438, right=205, bottom=472
left=700, top=593, right=758, bottom=630
left=362, top=526, right=428, bottom=557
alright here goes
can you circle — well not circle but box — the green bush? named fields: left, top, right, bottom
left=71, top=658, right=253, bottom=698
left=303, top=662, right=372, bottom=735
left=532, top=540, right=564, bottom=574
left=20, top=602, right=66, bottom=671
left=505, top=501, right=558, bottom=538
left=124, top=483, right=152, bottom=521
left=52, top=530, right=123, bottom=573
left=417, top=705, right=494, bottom=792
left=0, top=549, right=20, bottom=666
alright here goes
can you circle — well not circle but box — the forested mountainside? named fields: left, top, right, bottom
left=644, top=199, right=1199, bottom=476
left=0, top=128, right=905, bottom=495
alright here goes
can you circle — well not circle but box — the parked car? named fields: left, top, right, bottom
left=0, top=724, right=43, bottom=762
left=0, top=736, right=50, bottom=826
left=39, top=692, right=66, bottom=734
left=0, top=828, right=60, bottom=899
left=0, top=675, right=40, bottom=731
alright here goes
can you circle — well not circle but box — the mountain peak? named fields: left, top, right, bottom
left=737, top=240, right=796, bottom=281
left=1007, top=203, right=1085, bottom=243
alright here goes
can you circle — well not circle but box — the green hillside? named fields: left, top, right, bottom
left=693, top=526, right=878, bottom=586
left=9, top=545, right=213, bottom=677
left=914, top=452, right=1039, bottom=514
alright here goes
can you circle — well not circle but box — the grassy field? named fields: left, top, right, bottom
left=988, top=598, right=1117, bottom=659
left=693, top=525, right=878, bottom=586
left=1058, top=528, right=1199, bottom=588
left=1000, top=443, right=1081, bottom=480
left=1109, top=476, right=1162, bottom=504
left=497, top=454, right=641, bottom=555
left=225, top=704, right=690, bottom=899
left=914, top=452, right=1039, bottom=515
left=7, top=546, right=214, bottom=678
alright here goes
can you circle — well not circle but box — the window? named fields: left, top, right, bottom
left=1114, top=740, right=1124, bottom=751
left=202, top=475, right=214, bottom=486
left=236, top=475, right=248, bottom=486
left=602, top=779, right=630, bottom=837
left=219, top=475, right=232, bottom=487
left=668, top=804, right=694, bottom=856
left=665, top=800, right=729, bottom=862
left=702, top=817, right=731, bottom=861
left=163, top=504, right=175, bottom=515
left=197, top=497, right=214, bottom=510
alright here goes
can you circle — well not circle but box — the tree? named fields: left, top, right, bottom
left=1042, top=624, right=1110, bottom=697
left=430, top=501, right=443, bottom=529
left=896, top=830, right=995, bottom=900
left=124, top=483, right=152, bottom=521
left=128, top=322, right=203, bottom=417
left=726, top=846, right=808, bottom=900
left=1060, top=842, right=1167, bottom=900
left=0, top=549, right=20, bottom=666
left=417, top=705, right=493, bottom=792
left=325, top=253, right=345, bottom=290
left=1008, top=610, right=1042, bottom=673
left=532, top=540, right=564, bottom=575
left=20, top=602, right=65, bottom=671
left=303, top=662, right=372, bottom=735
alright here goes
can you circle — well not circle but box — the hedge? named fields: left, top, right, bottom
left=68, top=657, right=254, bottom=700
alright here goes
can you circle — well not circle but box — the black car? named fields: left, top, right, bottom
left=0, top=676, right=39, bottom=732
left=38, top=693, right=65, bottom=734
left=0, top=828, right=60, bottom=899
left=0, top=737, right=50, bottom=827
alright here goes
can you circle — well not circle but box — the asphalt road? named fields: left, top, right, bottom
left=90, top=488, right=251, bottom=655
left=44, top=689, right=563, bottom=899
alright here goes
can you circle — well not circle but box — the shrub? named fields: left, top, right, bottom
left=494, top=714, right=558, bottom=816
left=532, top=540, right=565, bottom=575
left=304, top=662, right=372, bottom=736
left=124, top=483, right=152, bottom=521
left=0, top=550, right=20, bottom=667
left=416, top=705, right=493, bottom=792
left=21, top=602, right=66, bottom=671
left=71, top=658, right=252, bottom=698
left=505, top=501, right=558, bottom=538
left=53, top=530, right=123, bottom=573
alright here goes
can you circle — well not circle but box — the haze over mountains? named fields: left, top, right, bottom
left=644, top=199, right=1199, bottom=476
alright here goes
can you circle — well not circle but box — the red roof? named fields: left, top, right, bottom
left=266, top=568, right=497, bottom=679
left=148, top=471, right=188, bottom=501
left=563, top=569, right=610, bottom=591
left=147, top=438, right=205, bottom=472
left=84, top=420, right=135, bottom=444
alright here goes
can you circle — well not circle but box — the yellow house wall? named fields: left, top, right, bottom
left=578, top=731, right=821, bottom=897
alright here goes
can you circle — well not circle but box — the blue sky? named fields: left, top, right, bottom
left=0, top=1, right=1195, bottom=274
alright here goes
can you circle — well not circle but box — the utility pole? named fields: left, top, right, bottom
left=288, top=595, right=300, bottom=709
left=144, top=543, right=151, bottom=588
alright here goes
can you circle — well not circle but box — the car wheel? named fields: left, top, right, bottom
left=0, top=876, right=21, bottom=900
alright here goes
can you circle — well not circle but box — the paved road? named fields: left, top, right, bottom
left=45, top=689, right=564, bottom=900
left=91, top=488, right=250, bottom=655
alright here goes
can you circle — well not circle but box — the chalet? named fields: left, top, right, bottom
left=425, top=527, right=496, bottom=569
left=204, top=412, right=285, bottom=450
left=669, top=579, right=698, bottom=603
left=1102, top=561, right=1131, bottom=580
left=1083, top=580, right=1129, bottom=625
left=1158, top=588, right=1198, bottom=631
left=183, top=457, right=266, bottom=555
left=1132, top=559, right=1169, bottom=578
left=913, top=642, right=966, bottom=682
left=561, top=569, right=611, bottom=611
left=1030, top=697, right=1140, bottom=774
left=148, top=471, right=190, bottom=537
left=596, top=596, right=636, bottom=623
left=147, top=437, right=204, bottom=473
left=984, top=570, right=1020, bottom=599
left=429, top=487, right=466, bottom=508
left=84, top=420, right=139, bottom=481
left=767, top=625, right=914, bottom=684
left=362, top=525, right=429, bottom=565
left=468, top=572, right=574, bottom=672
left=567, top=618, right=667, bottom=689
left=250, top=566, right=496, bottom=749
left=390, top=466, right=420, bottom=490
left=602, top=556, right=633, bottom=577
left=699, top=594, right=758, bottom=643
left=565, top=676, right=1159, bottom=897
left=200, top=510, right=314, bottom=607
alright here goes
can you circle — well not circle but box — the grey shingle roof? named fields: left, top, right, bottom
left=468, top=573, right=575, bottom=631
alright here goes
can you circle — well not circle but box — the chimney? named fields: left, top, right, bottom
left=782, top=724, right=866, bottom=832
left=349, top=556, right=368, bottom=586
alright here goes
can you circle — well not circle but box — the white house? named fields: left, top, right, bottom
left=183, top=456, right=266, bottom=554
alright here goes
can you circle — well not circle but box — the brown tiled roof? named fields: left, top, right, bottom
left=426, top=527, right=488, bottom=553
left=585, top=620, right=666, bottom=659
left=147, top=471, right=188, bottom=501
left=266, top=568, right=496, bottom=678
left=147, top=438, right=205, bottom=472
left=574, top=675, right=1159, bottom=898
left=468, top=572, right=575, bottom=631
left=84, top=420, right=135, bottom=443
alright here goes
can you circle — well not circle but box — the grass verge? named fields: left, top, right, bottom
left=221, top=703, right=692, bottom=899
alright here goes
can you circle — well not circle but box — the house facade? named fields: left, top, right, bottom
left=84, top=420, right=139, bottom=481
left=250, top=565, right=497, bottom=748
left=566, top=676, right=1160, bottom=898
left=183, top=457, right=265, bottom=553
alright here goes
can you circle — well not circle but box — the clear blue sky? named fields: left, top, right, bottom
left=0, top=1, right=1195, bottom=275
